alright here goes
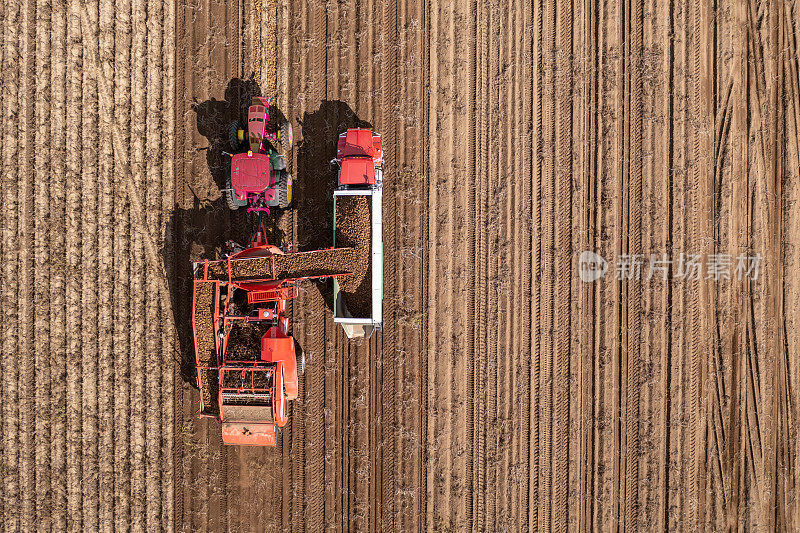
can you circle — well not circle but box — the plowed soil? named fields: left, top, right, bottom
left=3, top=0, right=800, bottom=531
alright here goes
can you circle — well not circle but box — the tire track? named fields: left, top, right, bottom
left=553, top=0, right=574, bottom=527
left=497, top=0, right=514, bottom=525
left=530, top=0, right=543, bottom=527
left=33, top=0, right=53, bottom=526
left=484, top=5, right=500, bottom=528
left=1, top=3, right=22, bottom=529
left=473, top=1, right=488, bottom=528
left=517, top=0, right=534, bottom=527
left=623, top=0, right=643, bottom=526
left=686, top=0, right=711, bottom=526
left=48, top=1, right=68, bottom=529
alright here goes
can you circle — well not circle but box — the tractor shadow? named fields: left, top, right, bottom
left=294, top=100, right=372, bottom=312
left=168, top=76, right=289, bottom=386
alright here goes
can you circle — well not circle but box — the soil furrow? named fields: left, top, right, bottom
left=78, top=1, right=102, bottom=528
left=488, top=12, right=503, bottom=524
left=33, top=0, right=53, bottom=526
left=48, top=1, right=69, bottom=528
left=97, top=0, right=117, bottom=527
left=113, top=0, right=134, bottom=526
left=145, top=0, right=166, bottom=525
left=18, top=0, right=38, bottom=528
left=129, top=0, right=148, bottom=524
left=64, top=5, right=85, bottom=527
left=423, top=2, right=439, bottom=528
left=1, top=3, right=22, bottom=529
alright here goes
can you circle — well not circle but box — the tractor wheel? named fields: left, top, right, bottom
left=274, top=172, right=292, bottom=209
left=296, top=351, right=305, bottom=376
left=279, top=120, right=293, bottom=152
left=225, top=175, right=240, bottom=210
left=229, top=120, right=244, bottom=151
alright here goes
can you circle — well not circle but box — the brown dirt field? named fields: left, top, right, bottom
left=2, top=0, right=800, bottom=531
left=1, top=0, right=176, bottom=528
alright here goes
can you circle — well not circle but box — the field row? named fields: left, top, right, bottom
left=0, top=0, right=176, bottom=530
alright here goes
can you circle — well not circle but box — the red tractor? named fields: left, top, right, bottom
left=226, top=96, right=293, bottom=213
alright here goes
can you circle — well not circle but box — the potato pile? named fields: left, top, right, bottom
left=193, top=282, right=218, bottom=413
left=205, top=248, right=356, bottom=281
left=335, top=195, right=372, bottom=317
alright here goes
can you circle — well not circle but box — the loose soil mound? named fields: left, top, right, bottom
left=204, top=248, right=356, bottom=281
left=335, top=195, right=372, bottom=317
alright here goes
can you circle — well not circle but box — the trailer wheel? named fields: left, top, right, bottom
left=296, top=351, right=305, bottom=376
left=229, top=120, right=244, bottom=151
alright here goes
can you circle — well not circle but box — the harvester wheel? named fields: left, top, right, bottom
left=279, top=120, right=293, bottom=152
left=296, top=351, right=305, bottom=376
left=229, top=120, right=244, bottom=151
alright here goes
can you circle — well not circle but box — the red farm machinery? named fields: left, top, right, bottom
left=191, top=222, right=355, bottom=446
left=226, top=96, right=294, bottom=213
left=332, top=128, right=384, bottom=338
left=191, top=125, right=384, bottom=445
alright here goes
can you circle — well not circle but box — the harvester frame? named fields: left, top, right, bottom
left=191, top=223, right=353, bottom=446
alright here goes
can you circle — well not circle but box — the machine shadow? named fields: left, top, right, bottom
left=294, top=100, right=372, bottom=312
left=165, top=92, right=369, bottom=386
left=168, top=76, right=287, bottom=386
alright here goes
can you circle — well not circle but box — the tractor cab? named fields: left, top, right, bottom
left=335, top=128, right=383, bottom=189
left=231, top=151, right=273, bottom=194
